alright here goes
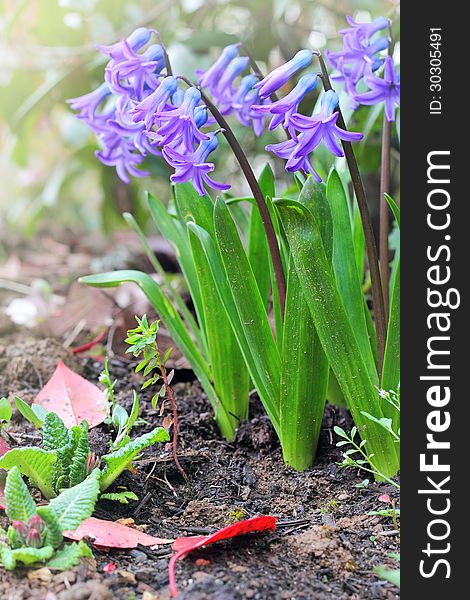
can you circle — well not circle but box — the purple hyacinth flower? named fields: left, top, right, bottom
left=97, top=27, right=152, bottom=59
left=254, top=49, right=313, bottom=99
left=251, top=73, right=318, bottom=131
left=354, top=56, right=400, bottom=121
left=266, top=90, right=363, bottom=178
left=198, top=43, right=240, bottom=89
left=162, top=133, right=230, bottom=196
left=213, top=56, right=250, bottom=112
left=67, top=82, right=111, bottom=122
left=131, top=76, right=179, bottom=128
left=230, top=75, right=269, bottom=136
left=153, top=87, right=209, bottom=151
left=339, top=15, right=389, bottom=44
left=105, top=43, right=164, bottom=100
left=96, top=132, right=149, bottom=184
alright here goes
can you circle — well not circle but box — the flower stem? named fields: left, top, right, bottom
left=315, top=52, right=387, bottom=375
left=380, top=116, right=391, bottom=315
left=179, top=77, right=287, bottom=317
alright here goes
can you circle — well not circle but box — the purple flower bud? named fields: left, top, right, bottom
left=231, top=75, right=269, bottom=136
left=340, top=15, right=389, bottom=44
left=67, top=82, right=111, bottom=123
left=254, top=49, right=313, bottom=99
left=12, top=520, right=28, bottom=545
left=97, top=27, right=152, bottom=59
left=25, top=528, right=42, bottom=549
left=214, top=56, right=250, bottom=113
left=198, top=43, right=241, bottom=89
left=251, top=73, right=318, bottom=131
left=163, top=132, right=230, bottom=196
left=28, top=515, right=45, bottom=533
left=86, top=452, right=101, bottom=474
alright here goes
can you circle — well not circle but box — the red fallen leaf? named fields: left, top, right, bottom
left=169, top=516, right=276, bottom=597
left=0, top=437, right=11, bottom=457
left=102, top=562, right=117, bottom=573
left=35, top=361, right=108, bottom=428
left=64, top=517, right=172, bottom=549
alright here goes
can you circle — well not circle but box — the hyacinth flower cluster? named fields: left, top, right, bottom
left=326, top=16, right=400, bottom=121
left=69, top=28, right=366, bottom=194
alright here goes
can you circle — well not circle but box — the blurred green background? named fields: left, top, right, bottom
left=0, top=0, right=399, bottom=238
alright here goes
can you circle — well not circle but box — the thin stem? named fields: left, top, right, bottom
left=161, top=364, right=189, bottom=483
left=315, top=52, right=387, bottom=375
left=178, top=76, right=287, bottom=317
left=153, top=30, right=173, bottom=76
left=380, top=117, right=391, bottom=315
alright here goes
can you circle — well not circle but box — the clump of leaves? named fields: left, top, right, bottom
left=334, top=387, right=400, bottom=489
left=0, top=411, right=169, bottom=500
left=0, top=467, right=99, bottom=571
left=126, top=315, right=188, bottom=483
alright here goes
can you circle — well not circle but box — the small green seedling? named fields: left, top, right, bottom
left=0, top=411, right=169, bottom=500
left=126, top=315, right=188, bottom=483
left=99, top=358, right=141, bottom=450
left=0, top=397, right=12, bottom=428
left=368, top=494, right=400, bottom=530
left=0, top=467, right=99, bottom=571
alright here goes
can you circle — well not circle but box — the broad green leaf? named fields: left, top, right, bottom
left=187, top=221, right=279, bottom=432
left=100, top=428, right=169, bottom=491
left=326, top=171, right=377, bottom=383
left=80, top=270, right=224, bottom=420
left=11, top=546, right=54, bottom=566
left=248, top=164, right=275, bottom=308
left=46, top=541, right=92, bottom=571
left=352, top=201, right=366, bottom=283
left=4, top=466, right=37, bottom=522
left=48, top=469, right=100, bottom=532
left=0, top=448, right=57, bottom=499
left=275, top=197, right=399, bottom=477
left=188, top=229, right=249, bottom=438
left=0, top=397, right=12, bottom=422
left=175, top=183, right=250, bottom=439
left=68, top=422, right=90, bottom=487
left=374, top=565, right=400, bottom=588
left=0, top=547, right=16, bottom=570
left=213, top=198, right=281, bottom=431
left=280, top=261, right=329, bottom=470
left=100, top=491, right=139, bottom=504
left=43, top=412, right=69, bottom=451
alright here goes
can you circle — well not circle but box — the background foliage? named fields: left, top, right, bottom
left=0, top=0, right=399, bottom=236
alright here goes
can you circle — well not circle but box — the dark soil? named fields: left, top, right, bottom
left=0, top=340, right=400, bottom=600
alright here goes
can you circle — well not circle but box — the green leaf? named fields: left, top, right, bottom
left=381, top=259, right=400, bottom=415
left=0, top=448, right=57, bottom=499
left=11, top=546, right=54, bottom=566
left=4, top=466, right=37, bottom=522
left=275, top=195, right=399, bottom=478
left=47, top=469, right=101, bottom=532
left=100, top=491, right=139, bottom=504
left=36, top=506, right=63, bottom=549
left=46, top=541, right=92, bottom=570
left=213, top=198, right=281, bottom=433
left=0, top=397, right=12, bottom=423
left=374, top=565, right=400, bottom=588
left=384, top=193, right=400, bottom=228
left=188, top=219, right=280, bottom=435
left=14, top=396, right=45, bottom=428
left=0, top=547, right=16, bottom=570
left=126, top=391, right=140, bottom=435
left=100, top=428, right=169, bottom=491
left=43, top=412, right=69, bottom=451
left=326, top=171, right=377, bottom=382
left=280, top=260, right=329, bottom=470
left=68, top=422, right=90, bottom=487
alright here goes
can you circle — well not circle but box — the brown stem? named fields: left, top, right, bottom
left=379, top=117, right=391, bottom=316
left=315, top=52, right=387, bottom=375
left=178, top=76, right=287, bottom=317
left=161, top=365, right=189, bottom=483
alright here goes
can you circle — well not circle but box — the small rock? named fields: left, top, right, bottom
left=129, top=549, right=148, bottom=563
left=27, top=567, right=52, bottom=584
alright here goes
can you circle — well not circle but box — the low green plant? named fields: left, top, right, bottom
left=99, top=358, right=141, bottom=450
left=0, top=467, right=99, bottom=571
left=334, top=388, right=400, bottom=488
left=0, top=411, right=169, bottom=499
